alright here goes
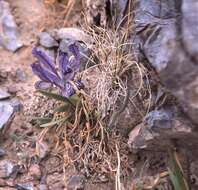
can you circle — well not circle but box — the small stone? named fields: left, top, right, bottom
left=10, top=99, right=23, bottom=112
left=51, top=28, right=93, bottom=45
left=0, top=89, right=11, bottom=100
left=144, top=109, right=172, bottom=129
left=15, top=183, right=34, bottom=190
left=0, top=149, right=6, bottom=157
left=38, top=32, right=58, bottom=48
left=29, top=164, right=41, bottom=180
left=36, top=141, right=49, bottom=160
left=0, top=104, right=14, bottom=130
left=66, top=175, right=85, bottom=190
left=0, top=160, right=14, bottom=178
left=7, top=86, right=18, bottom=95
left=16, top=69, right=26, bottom=82
left=0, top=1, right=23, bottom=52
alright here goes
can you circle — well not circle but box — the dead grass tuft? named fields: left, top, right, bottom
left=81, top=25, right=151, bottom=127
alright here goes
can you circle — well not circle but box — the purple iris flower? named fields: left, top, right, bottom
left=31, top=43, right=83, bottom=97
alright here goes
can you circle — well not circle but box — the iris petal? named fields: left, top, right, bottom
left=32, top=44, right=84, bottom=98
left=60, top=83, right=74, bottom=97
left=68, top=44, right=80, bottom=72
left=59, top=50, right=70, bottom=78
left=32, top=48, right=57, bottom=74
left=32, top=62, right=63, bottom=88
left=31, top=62, right=49, bottom=81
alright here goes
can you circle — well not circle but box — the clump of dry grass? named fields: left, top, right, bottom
left=81, top=25, right=151, bottom=127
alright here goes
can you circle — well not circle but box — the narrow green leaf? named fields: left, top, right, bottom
left=168, top=168, right=181, bottom=190
left=168, top=150, right=189, bottom=190
left=54, top=104, right=69, bottom=113
left=37, top=90, right=75, bottom=107
left=32, top=117, right=52, bottom=125
left=40, top=117, right=66, bottom=128
left=70, top=94, right=81, bottom=104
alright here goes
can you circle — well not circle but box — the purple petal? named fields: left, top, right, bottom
left=34, top=81, right=52, bottom=90
left=69, top=44, right=80, bottom=61
left=68, top=44, right=80, bottom=72
left=31, top=62, right=63, bottom=88
left=59, top=51, right=71, bottom=77
left=31, top=62, right=49, bottom=81
left=32, top=48, right=57, bottom=74
left=75, top=80, right=84, bottom=90
left=60, top=83, right=74, bottom=97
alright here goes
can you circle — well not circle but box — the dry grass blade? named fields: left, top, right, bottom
left=82, top=25, right=150, bottom=124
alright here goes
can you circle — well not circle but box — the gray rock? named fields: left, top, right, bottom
left=0, top=149, right=6, bottom=157
left=7, top=85, right=18, bottom=95
left=66, top=175, right=85, bottom=190
left=0, top=160, right=14, bottom=178
left=51, top=28, right=93, bottom=46
left=134, top=0, right=198, bottom=125
left=128, top=107, right=194, bottom=151
left=182, top=0, right=198, bottom=61
left=10, top=98, right=23, bottom=112
left=38, top=32, right=58, bottom=48
left=0, top=103, right=14, bottom=130
left=0, top=1, right=23, bottom=52
left=16, top=183, right=34, bottom=190
left=36, top=141, right=49, bottom=160
left=144, top=109, right=173, bottom=129
left=16, top=69, right=26, bottom=82
left=0, top=89, right=11, bottom=100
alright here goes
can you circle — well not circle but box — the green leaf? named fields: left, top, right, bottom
left=70, top=94, right=81, bottom=104
left=54, top=104, right=69, bottom=113
left=40, top=117, right=66, bottom=128
left=32, top=117, right=52, bottom=125
left=39, top=114, right=71, bottom=128
left=37, top=90, right=75, bottom=107
left=168, top=168, right=181, bottom=190
left=168, top=150, right=189, bottom=190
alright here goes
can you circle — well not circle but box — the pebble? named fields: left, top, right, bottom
left=0, top=104, right=14, bottom=130
left=16, top=69, right=26, bottom=82
left=7, top=86, right=18, bottom=95
left=0, top=160, right=14, bottom=178
left=10, top=99, right=23, bottom=112
left=0, top=1, right=23, bottom=52
left=36, top=141, right=49, bottom=160
left=0, top=149, right=6, bottom=157
left=38, top=32, right=58, bottom=48
left=15, top=183, right=34, bottom=190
